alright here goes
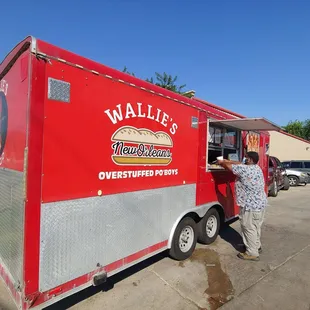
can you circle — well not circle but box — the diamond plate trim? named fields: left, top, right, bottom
left=39, top=184, right=196, bottom=291
left=0, top=168, right=25, bottom=286
left=48, top=78, right=70, bottom=103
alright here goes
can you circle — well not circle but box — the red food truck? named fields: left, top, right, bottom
left=0, top=36, right=281, bottom=309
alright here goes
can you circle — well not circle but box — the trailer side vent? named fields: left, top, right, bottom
left=191, top=116, right=198, bottom=129
left=48, top=78, right=71, bottom=103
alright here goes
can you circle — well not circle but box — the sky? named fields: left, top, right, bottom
left=0, top=0, right=309, bottom=125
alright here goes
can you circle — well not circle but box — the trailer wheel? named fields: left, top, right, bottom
left=197, top=208, right=220, bottom=245
left=169, top=217, right=197, bottom=261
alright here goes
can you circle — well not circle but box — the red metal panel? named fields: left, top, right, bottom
left=0, top=37, right=32, bottom=80
left=260, top=133, right=270, bottom=193
left=20, top=54, right=29, bottom=82
left=197, top=111, right=208, bottom=181
left=197, top=170, right=236, bottom=219
left=41, top=60, right=200, bottom=203
left=0, top=56, right=28, bottom=171
left=23, top=55, right=46, bottom=297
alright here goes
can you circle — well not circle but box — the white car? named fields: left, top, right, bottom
left=282, top=169, right=309, bottom=187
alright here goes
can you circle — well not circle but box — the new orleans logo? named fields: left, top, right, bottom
left=111, top=126, right=173, bottom=166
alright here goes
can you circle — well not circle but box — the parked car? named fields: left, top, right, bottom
left=282, top=167, right=309, bottom=187
left=268, top=156, right=290, bottom=197
left=282, top=160, right=310, bottom=183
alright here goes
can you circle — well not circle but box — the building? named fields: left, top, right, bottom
left=269, top=131, right=310, bottom=161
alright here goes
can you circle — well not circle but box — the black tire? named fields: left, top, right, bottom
left=169, top=217, right=197, bottom=261
left=288, top=175, right=299, bottom=187
left=197, top=208, right=220, bottom=245
left=269, top=180, right=278, bottom=197
left=282, top=176, right=290, bottom=190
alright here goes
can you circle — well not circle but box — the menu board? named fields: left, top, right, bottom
left=208, top=127, right=215, bottom=143
left=247, top=132, right=260, bottom=152
left=209, top=126, right=237, bottom=148
left=223, top=129, right=236, bottom=148
left=214, top=129, right=222, bottom=144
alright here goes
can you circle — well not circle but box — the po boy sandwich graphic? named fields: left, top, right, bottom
left=111, top=126, right=173, bottom=166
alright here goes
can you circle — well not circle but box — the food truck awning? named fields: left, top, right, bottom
left=209, top=117, right=282, bottom=132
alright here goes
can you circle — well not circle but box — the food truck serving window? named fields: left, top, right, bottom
left=206, top=117, right=282, bottom=171
left=207, top=124, right=241, bottom=170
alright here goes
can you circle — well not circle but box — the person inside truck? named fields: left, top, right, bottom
left=217, top=152, right=267, bottom=261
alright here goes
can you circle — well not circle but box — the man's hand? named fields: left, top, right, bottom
left=217, top=159, right=233, bottom=171
left=218, top=159, right=241, bottom=166
left=217, top=159, right=229, bottom=165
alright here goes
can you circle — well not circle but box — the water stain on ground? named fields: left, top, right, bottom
left=188, top=248, right=235, bottom=310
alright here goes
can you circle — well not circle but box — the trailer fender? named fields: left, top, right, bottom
left=167, top=201, right=224, bottom=249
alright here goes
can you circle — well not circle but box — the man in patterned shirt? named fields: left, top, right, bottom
left=218, top=151, right=267, bottom=261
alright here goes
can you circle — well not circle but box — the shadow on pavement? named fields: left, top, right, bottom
left=44, top=251, right=168, bottom=310
left=220, top=218, right=243, bottom=252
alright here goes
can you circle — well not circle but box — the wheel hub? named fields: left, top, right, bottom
left=179, top=225, right=194, bottom=253
left=289, top=177, right=296, bottom=185
left=206, top=215, right=217, bottom=237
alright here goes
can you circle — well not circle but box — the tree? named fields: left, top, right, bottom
left=304, top=119, right=310, bottom=140
left=147, top=72, right=186, bottom=93
left=283, top=119, right=310, bottom=141
left=121, top=67, right=193, bottom=98
left=283, top=120, right=304, bottom=138
left=122, top=66, right=135, bottom=77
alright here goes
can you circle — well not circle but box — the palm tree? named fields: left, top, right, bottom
left=147, top=72, right=186, bottom=94
left=122, top=66, right=135, bottom=77
left=122, top=67, right=194, bottom=98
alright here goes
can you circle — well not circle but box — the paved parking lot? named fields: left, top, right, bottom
left=1, top=186, right=310, bottom=310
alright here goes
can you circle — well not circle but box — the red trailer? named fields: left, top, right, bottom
left=0, top=36, right=281, bottom=309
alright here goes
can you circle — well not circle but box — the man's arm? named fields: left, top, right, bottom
left=217, top=159, right=242, bottom=173
left=228, top=160, right=242, bottom=165
left=217, top=159, right=233, bottom=172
